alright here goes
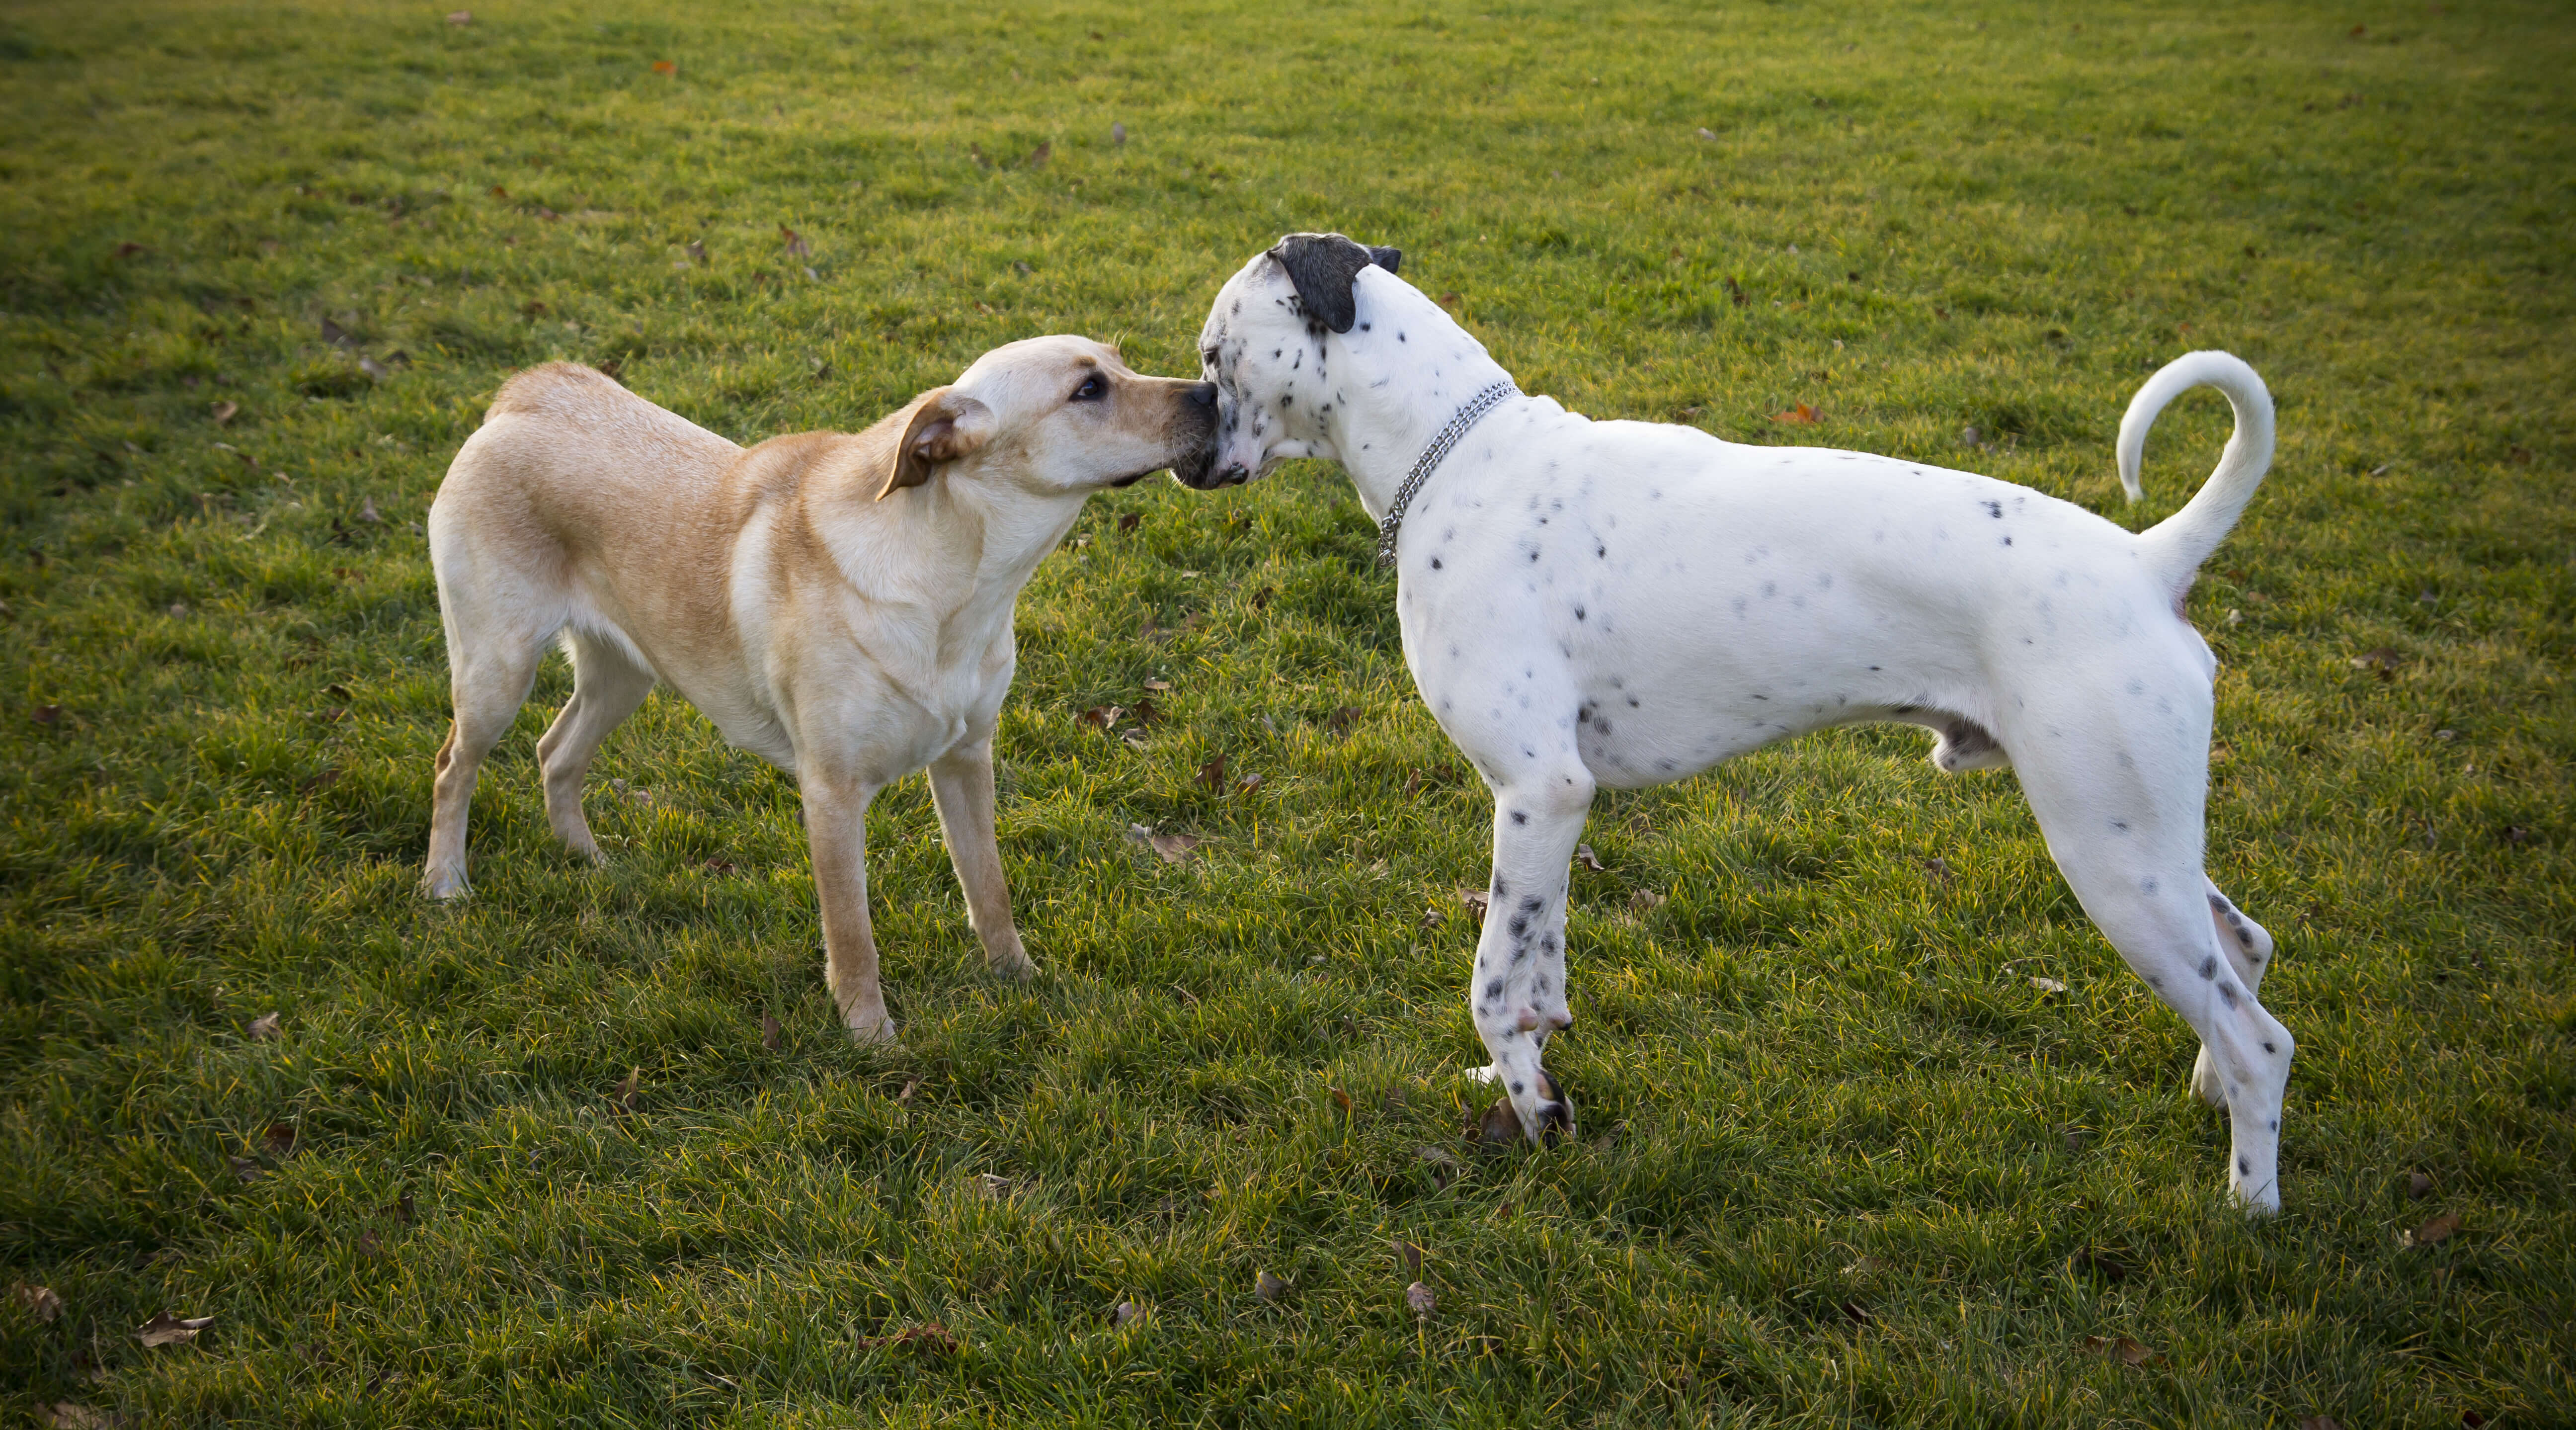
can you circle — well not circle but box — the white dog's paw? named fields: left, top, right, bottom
left=2189, top=1046, right=2229, bottom=1109
left=1510, top=1065, right=1576, bottom=1146
left=2231, top=1168, right=2283, bottom=1218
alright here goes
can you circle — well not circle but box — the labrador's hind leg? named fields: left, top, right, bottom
left=537, top=629, right=656, bottom=863
left=423, top=627, right=550, bottom=900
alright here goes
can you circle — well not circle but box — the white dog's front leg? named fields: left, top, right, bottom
left=1467, top=765, right=1596, bottom=1143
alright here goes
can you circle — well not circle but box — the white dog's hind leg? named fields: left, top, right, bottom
left=2010, top=702, right=2294, bottom=1213
left=536, top=629, right=655, bottom=864
left=1465, top=762, right=1596, bottom=1143
left=2191, top=879, right=2277, bottom=1108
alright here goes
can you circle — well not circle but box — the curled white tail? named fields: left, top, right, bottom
left=2117, top=350, right=2274, bottom=594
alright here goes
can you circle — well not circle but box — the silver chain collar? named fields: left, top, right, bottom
left=1373, top=380, right=1519, bottom=568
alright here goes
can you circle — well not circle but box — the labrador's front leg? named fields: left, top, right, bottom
left=929, top=739, right=1035, bottom=979
left=803, top=772, right=897, bottom=1042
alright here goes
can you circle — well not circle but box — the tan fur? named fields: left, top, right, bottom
left=423, top=337, right=1215, bottom=1040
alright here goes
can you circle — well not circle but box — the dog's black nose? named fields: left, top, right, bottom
left=1185, top=381, right=1217, bottom=410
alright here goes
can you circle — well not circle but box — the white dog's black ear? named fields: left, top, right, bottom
left=877, top=387, right=990, bottom=500
left=1270, top=232, right=1393, bottom=334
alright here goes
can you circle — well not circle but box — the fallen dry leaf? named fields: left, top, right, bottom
left=2406, top=1170, right=2436, bottom=1199
left=1696, top=126, right=1718, bottom=141
left=1027, top=142, right=1051, bottom=168
left=897, top=1078, right=919, bottom=1102
left=2299, top=1417, right=2342, bottom=1430
left=33, top=705, right=62, bottom=726
left=354, top=1229, right=383, bottom=1257
left=13, top=1283, right=64, bottom=1322
left=2030, top=975, right=2069, bottom=994
left=1773, top=402, right=1822, bottom=425
left=1574, top=844, right=1607, bottom=873
left=2351, top=647, right=2403, bottom=679
left=358, top=497, right=383, bottom=523
left=1254, top=1270, right=1288, bottom=1303
left=1413, top=1143, right=1460, bottom=1187
left=1922, top=855, right=1952, bottom=883
left=1196, top=753, right=1228, bottom=792
left=38, top=1406, right=116, bottom=1430
left=1840, top=1299, right=1873, bottom=1326
left=1235, top=773, right=1263, bottom=795
left=761, top=1014, right=781, bottom=1052
left=684, top=239, right=706, bottom=265
left=1457, top=887, right=1490, bottom=924
left=1393, top=1239, right=1423, bottom=1276
left=1470, top=1097, right=1521, bottom=1149
left=2403, top=1211, right=2461, bottom=1248
left=446, top=9, right=471, bottom=24
left=781, top=226, right=809, bottom=258
left=1403, top=768, right=1423, bottom=796
left=1629, top=888, right=1668, bottom=914
left=2081, top=1334, right=2163, bottom=1367
left=1407, top=1281, right=1437, bottom=1319
left=358, top=354, right=391, bottom=381
left=136, top=1312, right=214, bottom=1348
left=228, top=1156, right=260, bottom=1182
left=611, top=1068, right=640, bottom=1114
left=1146, top=831, right=1200, bottom=863
left=1109, top=1299, right=1143, bottom=1328
left=1117, top=511, right=1140, bottom=533
left=2071, top=1247, right=2129, bottom=1281
left=1112, top=122, right=1127, bottom=145
left=1142, top=676, right=1173, bottom=692
left=262, top=1123, right=298, bottom=1156
left=651, top=60, right=676, bottom=75
left=298, top=768, right=340, bottom=796
left=385, top=1192, right=415, bottom=1225
left=247, top=1011, right=281, bottom=1041
left=973, top=1172, right=1018, bottom=1199
left=1078, top=704, right=1123, bottom=730
left=211, top=401, right=238, bottom=426
left=1325, top=705, right=1362, bottom=735
left=1329, top=1086, right=1354, bottom=1116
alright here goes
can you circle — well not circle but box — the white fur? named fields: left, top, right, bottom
left=1195, top=250, right=2294, bottom=1213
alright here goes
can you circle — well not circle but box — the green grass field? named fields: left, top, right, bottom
left=3, top=0, right=2572, bottom=1424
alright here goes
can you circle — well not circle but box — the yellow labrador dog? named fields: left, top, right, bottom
left=423, top=337, right=1216, bottom=1040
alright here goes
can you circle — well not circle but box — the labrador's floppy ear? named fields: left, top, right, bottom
left=876, top=387, right=991, bottom=500
left=1269, top=232, right=1387, bottom=334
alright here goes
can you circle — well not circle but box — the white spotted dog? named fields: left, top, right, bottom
left=1183, top=233, right=2295, bottom=1214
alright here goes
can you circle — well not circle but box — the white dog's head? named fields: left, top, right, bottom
left=1183, top=233, right=1405, bottom=490
left=875, top=335, right=1219, bottom=500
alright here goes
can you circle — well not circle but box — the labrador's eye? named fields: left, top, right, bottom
left=1071, top=374, right=1107, bottom=402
